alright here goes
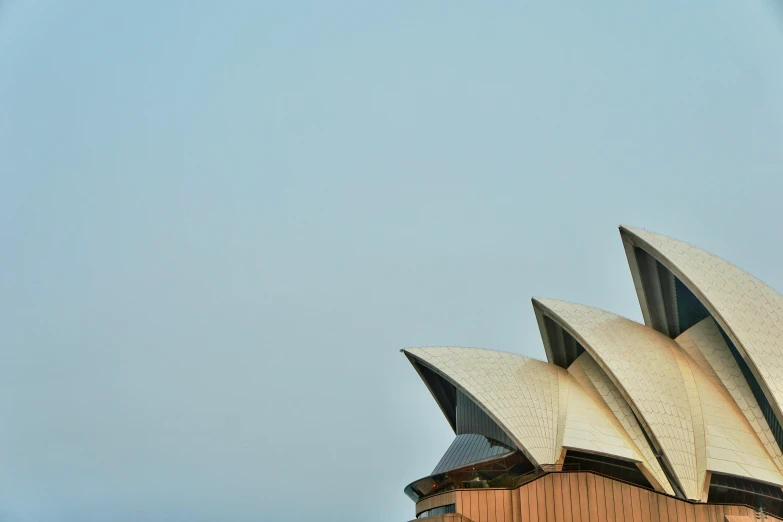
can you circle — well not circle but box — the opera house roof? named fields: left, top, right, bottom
left=403, top=226, right=783, bottom=508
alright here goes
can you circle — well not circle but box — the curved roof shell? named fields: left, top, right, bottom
left=567, top=352, right=674, bottom=495
left=404, top=347, right=560, bottom=466
left=532, top=298, right=699, bottom=498
left=676, top=318, right=783, bottom=482
left=403, top=347, right=650, bottom=473
left=620, top=226, right=783, bottom=447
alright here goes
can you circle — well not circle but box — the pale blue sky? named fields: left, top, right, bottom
left=1, top=1, right=783, bottom=521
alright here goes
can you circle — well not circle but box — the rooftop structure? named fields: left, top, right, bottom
left=403, top=226, right=783, bottom=522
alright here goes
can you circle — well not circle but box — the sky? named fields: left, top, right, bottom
left=1, top=1, right=783, bottom=521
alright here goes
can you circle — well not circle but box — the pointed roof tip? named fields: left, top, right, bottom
left=405, top=345, right=546, bottom=363
left=620, top=226, right=682, bottom=249
left=620, top=225, right=676, bottom=240
left=401, top=348, right=417, bottom=360
left=532, top=297, right=552, bottom=308
left=619, top=224, right=646, bottom=235
left=621, top=226, right=716, bottom=258
left=533, top=297, right=582, bottom=310
left=402, top=346, right=491, bottom=357
left=532, top=297, right=563, bottom=315
left=534, top=297, right=648, bottom=327
left=532, top=296, right=561, bottom=303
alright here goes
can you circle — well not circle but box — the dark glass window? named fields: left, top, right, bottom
left=632, top=247, right=710, bottom=337
left=415, top=362, right=457, bottom=430
left=543, top=315, right=585, bottom=368
left=717, top=324, right=783, bottom=456
left=563, top=450, right=653, bottom=490
left=432, top=434, right=514, bottom=475
left=404, top=450, right=535, bottom=502
left=708, top=473, right=783, bottom=517
left=455, top=390, right=515, bottom=447
left=417, top=504, right=456, bottom=518
left=674, top=278, right=710, bottom=333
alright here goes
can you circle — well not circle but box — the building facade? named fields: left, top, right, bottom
left=403, top=227, right=783, bottom=522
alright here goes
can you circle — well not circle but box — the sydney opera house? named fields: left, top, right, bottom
left=403, top=227, right=783, bottom=522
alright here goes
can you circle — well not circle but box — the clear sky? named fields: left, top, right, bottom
left=1, top=1, right=783, bottom=521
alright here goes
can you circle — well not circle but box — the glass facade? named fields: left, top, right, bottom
left=415, top=361, right=457, bottom=430
left=563, top=450, right=653, bottom=490
left=543, top=315, right=585, bottom=368
left=718, top=325, right=783, bottom=456
left=405, top=382, right=534, bottom=502
left=455, top=390, right=515, bottom=447
left=674, top=278, right=710, bottom=334
left=404, top=450, right=536, bottom=502
left=634, top=247, right=675, bottom=336
left=708, top=473, right=783, bottom=517
left=432, top=433, right=515, bottom=475
left=417, top=504, right=456, bottom=518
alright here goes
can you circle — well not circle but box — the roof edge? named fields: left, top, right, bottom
left=401, top=349, right=542, bottom=466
